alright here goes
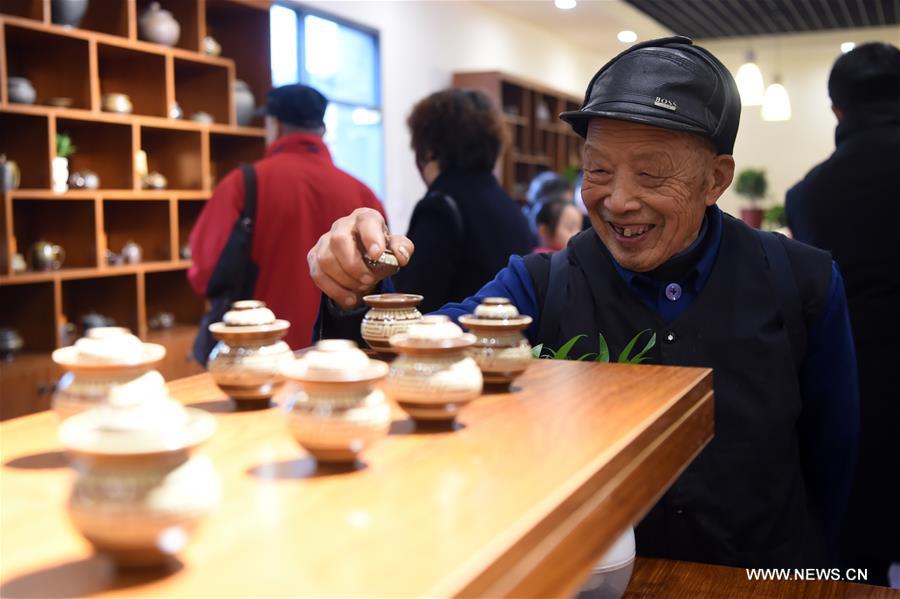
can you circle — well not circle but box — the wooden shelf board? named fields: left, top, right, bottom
left=208, top=123, right=266, bottom=137
left=9, top=190, right=212, bottom=200
left=511, top=153, right=553, bottom=166
left=0, top=261, right=191, bottom=285
left=7, top=189, right=100, bottom=199
left=502, top=114, right=529, bottom=126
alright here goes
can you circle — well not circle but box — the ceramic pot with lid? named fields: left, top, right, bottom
left=30, top=241, right=65, bottom=271
left=52, top=326, right=167, bottom=421
left=278, top=339, right=391, bottom=464
left=8, top=77, right=36, bottom=104
left=0, top=327, right=24, bottom=361
left=233, top=80, right=255, bottom=126
left=207, top=300, right=293, bottom=406
left=360, top=293, right=423, bottom=353
left=387, top=315, right=482, bottom=423
left=59, top=389, right=219, bottom=568
left=458, top=297, right=533, bottom=387
left=139, top=2, right=180, bottom=46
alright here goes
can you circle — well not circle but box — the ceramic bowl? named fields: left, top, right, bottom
left=387, top=315, right=482, bottom=423
left=360, top=293, right=423, bottom=353
left=458, top=297, right=533, bottom=387
left=279, top=339, right=391, bottom=463
left=101, top=93, right=133, bottom=114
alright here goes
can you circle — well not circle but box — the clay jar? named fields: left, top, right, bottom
left=458, top=297, right=533, bottom=388
left=279, top=340, right=391, bottom=464
left=387, top=315, right=482, bottom=423
left=59, top=390, right=219, bottom=568
left=207, top=300, right=293, bottom=406
left=52, top=327, right=167, bottom=422
left=360, top=293, right=423, bottom=353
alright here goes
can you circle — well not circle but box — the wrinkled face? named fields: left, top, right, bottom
left=580, top=118, right=733, bottom=272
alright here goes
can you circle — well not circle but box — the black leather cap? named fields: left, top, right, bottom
left=560, top=36, right=741, bottom=155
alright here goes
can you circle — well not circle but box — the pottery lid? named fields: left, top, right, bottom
left=282, top=339, right=388, bottom=383
left=458, top=297, right=533, bottom=330
left=365, top=249, right=400, bottom=277
left=222, top=300, right=277, bottom=326
left=52, top=327, right=166, bottom=369
left=363, top=293, right=424, bottom=309
left=58, top=376, right=215, bottom=455
left=389, top=315, right=476, bottom=351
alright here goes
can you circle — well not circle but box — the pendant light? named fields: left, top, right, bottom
left=735, top=50, right=765, bottom=106
left=762, top=75, right=792, bottom=121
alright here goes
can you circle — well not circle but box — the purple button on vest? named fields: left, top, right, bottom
left=665, top=283, right=682, bottom=302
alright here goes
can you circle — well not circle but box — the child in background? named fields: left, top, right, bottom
left=533, top=199, right=583, bottom=253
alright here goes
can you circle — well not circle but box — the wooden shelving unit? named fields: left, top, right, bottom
left=0, top=1, right=272, bottom=420
left=452, top=72, right=583, bottom=204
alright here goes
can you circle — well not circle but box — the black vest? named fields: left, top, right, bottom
left=525, top=214, right=833, bottom=568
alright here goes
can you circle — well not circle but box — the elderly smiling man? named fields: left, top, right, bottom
left=308, top=37, right=859, bottom=570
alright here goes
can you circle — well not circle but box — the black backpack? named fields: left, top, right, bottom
left=191, top=164, right=259, bottom=365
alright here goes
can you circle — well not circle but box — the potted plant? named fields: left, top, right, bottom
left=734, top=168, right=767, bottom=229
left=764, top=204, right=787, bottom=231
left=54, top=133, right=76, bottom=193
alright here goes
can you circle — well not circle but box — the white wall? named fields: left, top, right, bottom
left=701, top=26, right=900, bottom=216
left=294, top=0, right=606, bottom=231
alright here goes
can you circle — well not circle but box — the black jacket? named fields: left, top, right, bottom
left=786, top=102, right=900, bottom=564
left=393, top=169, right=534, bottom=313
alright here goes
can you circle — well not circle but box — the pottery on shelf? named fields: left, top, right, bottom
left=101, top=92, right=133, bottom=114
left=360, top=293, right=423, bottom=353
left=68, top=169, right=99, bottom=190
left=148, top=312, right=175, bottom=330
left=202, top=35, right=222, bottom=57
left=52, top=156, right=69, bottom=193
left=11, top=253, right=26, bottom=273
left=458, top=297, right=533, bottom=388
left=51, top=0, right=89, bottom=28
left=278, top=339, right=391, bottom=464
left=169, top=101, right=183, bottom=120
left=58, top=389, right=219, bottom=568
left=142, top=171, right=167, bottom=190
left=81, top=312, right=116, bottom=331
left=47, top=97, right=74, bottom=108
left=1, top=154, right=21, bottom=191
left=30, top=241, right=65, bottom=271
left=190, top=111, right=214, bottom=124
left=139, top=2, right=181, bottom=47
left=387, top=315, right=482, bottom=423
left=179, top=244, right=191, bottom=260
left=51, top=327, right=167, bottom=421
left=8, top=77, right=36, bottom=105
left=121, top=240, right=143, bottom=264
left=0, top=328, right=24, bottom=362
left=233, top=80, right=255, bottom=126
left=207, top=300, right=293, bottom=405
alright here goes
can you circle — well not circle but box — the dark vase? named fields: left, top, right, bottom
left=52, top=0, right=89, bottom=28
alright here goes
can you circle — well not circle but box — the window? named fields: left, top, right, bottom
left=270, top=5, right=384, bottom=200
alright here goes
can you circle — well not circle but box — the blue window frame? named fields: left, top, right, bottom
left=270, top=4, right=385, bottom=199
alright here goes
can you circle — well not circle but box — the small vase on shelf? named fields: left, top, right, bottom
left=52, top=157, right=69, bottom=193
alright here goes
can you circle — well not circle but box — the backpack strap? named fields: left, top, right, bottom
left=239, top=163, right=257, bottom=233
left=536, top=248, right=569, bottom=344
left=757, top=230, right=807, bottom=369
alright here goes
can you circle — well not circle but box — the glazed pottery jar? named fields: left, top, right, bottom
left=458, top=297, right=533, bottom=387
left=207, top=300, right=293, bottom=405
left=387, top=315, right=482, bottom=423
left=7, top=77, right=36, bottom=105
left=121, top=240, right=143, bottom=264
left=101, top=92, right=133, bottom=114
left=138, top=2, right=180, bottom=46
left=360, top=293, right=423, bottom=353
left=279, top=339, right=390, bottom=464
left=0, top=327, right=24, bottom=361
left=30, top=241, right=65, bottom=271
left=52, top=327, right=167, bottom=421
left=59, top=389, right=219, bottom=568
left=233, top=80, right=255, bottom=126
left=51, top=0, right=89, bottom=27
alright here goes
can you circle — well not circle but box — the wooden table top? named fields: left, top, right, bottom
left=1, top=360, right=713, bottom=598
left=626, top=557, right=899, bottom=598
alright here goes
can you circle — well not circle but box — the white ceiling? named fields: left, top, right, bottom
left=478, top=0, right=672, bottom=52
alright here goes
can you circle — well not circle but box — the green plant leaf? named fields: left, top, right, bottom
left=621, top=330, right=657, bottom=364
left=554, top=334, right=585, bottom=360
left=531, top=343, right=544, bottom=359
left=596, top=333, right=610, bottom=362
left=576, top=352, right=597, bottom=361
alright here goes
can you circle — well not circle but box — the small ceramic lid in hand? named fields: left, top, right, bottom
left=282, top=339, right=388, bottom=383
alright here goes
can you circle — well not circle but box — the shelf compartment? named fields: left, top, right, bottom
left=140, top=126, right=203, bottom=190
left=102, top=199, right=171, bottom=264
left=136, top=0, right=200, bottom=52
left=205, top=0, right=270, bottom=126
left=56, top=117, right=134, bottom=189
left=177, top=198, right=204, bottom=258
left=78, top=0, right=131, bottom=37
left=12, top=198, right=97, bottom=270
left=0, top=1, right=44, bottom=21
left=4, top=23, right=91, bottom=109
left=174, top=57, right=230, bottom=125
left=0, top=111, right=50, bottom=188
left=145, top=269, right=203, bottom=333
left=0, top=281, right=56, bottom=352
left=62, top=273, right=138, bottom=337
left=209, top=131, right=263, bottom=187
left=97, top=42, right=167, bottom=118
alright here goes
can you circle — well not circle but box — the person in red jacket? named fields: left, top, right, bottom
left=188, top=84, right=384, bottom=349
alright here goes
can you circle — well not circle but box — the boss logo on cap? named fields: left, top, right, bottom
left=654, top=96, right=677, bottom=111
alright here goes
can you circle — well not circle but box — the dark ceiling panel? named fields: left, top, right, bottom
left=624, top=0, right=899, bottom=39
